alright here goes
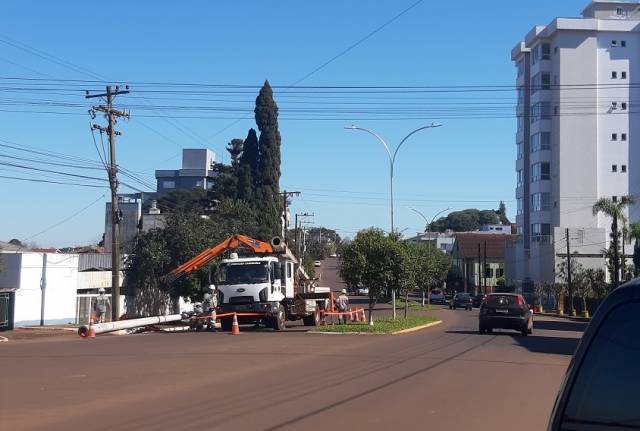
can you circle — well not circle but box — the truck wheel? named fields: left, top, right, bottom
left=221, top=318, right=232, bottom=332
left=272, top=305, right=286, bottom=331
left=303, top=309, right=320, bottom=326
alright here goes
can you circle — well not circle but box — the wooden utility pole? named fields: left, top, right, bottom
left=87, top=85, right=130, bottom=322
left=566, top=228, right=574, bottom=316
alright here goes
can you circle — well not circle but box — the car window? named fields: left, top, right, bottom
left=486, top=295, right=516, bottom=306
left=560, top=301, right=640, bottom=430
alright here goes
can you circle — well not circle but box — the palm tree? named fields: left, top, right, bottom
left=629, top=222, right=640, bottom=277
left=592, top=195, right=635, bottom=288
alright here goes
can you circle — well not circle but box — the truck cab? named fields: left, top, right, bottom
left=217, top=254, right=294, bottom=317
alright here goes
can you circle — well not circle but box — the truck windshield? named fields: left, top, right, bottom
left=218, top=262, right=269, bottom=285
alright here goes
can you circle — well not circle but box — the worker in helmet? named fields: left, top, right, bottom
left=94, top=288, right=107, bottom=323
left=335, top=289, right=350, bottom=324
left=203, top=284, right=217, bottom=332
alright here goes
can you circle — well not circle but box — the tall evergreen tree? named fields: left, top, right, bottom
left=226, top=138, right=244, bottom=168
left=254, top=81, right=282, bottom=237
left=237, top=128, right=259, bottom=202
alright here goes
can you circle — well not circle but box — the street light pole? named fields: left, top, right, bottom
left=410, top=207, right=451, bottom=306
left=345, top=124, right=442, bottom=235
left=346, top=123, right=442, bottom=320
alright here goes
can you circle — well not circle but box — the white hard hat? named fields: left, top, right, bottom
left=98, top=287, right=105, bottom=294
left=341, top=289, right=347, bottom=294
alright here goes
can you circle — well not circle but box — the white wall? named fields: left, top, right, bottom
left=13, top=253, right=79, bottom=326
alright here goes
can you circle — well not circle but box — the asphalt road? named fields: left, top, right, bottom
left=0, top=306, right=585, bottom=431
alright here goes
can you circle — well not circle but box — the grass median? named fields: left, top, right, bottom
left=311, top=315, right=438, bottom=334
left=388, top=298, right=441, bottom=311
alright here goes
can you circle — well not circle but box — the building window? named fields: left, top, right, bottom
left=517, top=169, right=523, bottom=187
left=622, top=133, right=627, bottom=141
left=612, top=102, right=618, bottom=110
left=496, top=268, right=505, bottom=278
left=531, top=102, right=550, bottom=123
left=532, top=162, right=550, bottom=181
left=612, top=164, right=618, bottom=172
left=532, top=192, right=551, bottom=212
left=484, top=265, right=494, bottom=278
left=517, top=197, right=524, bottom=215
left=622, top=165, right=627, bottom=173
left=622, top=71, right=627, bottom=79
left=517, top=59, right=524, bottom=77
left=162, top=180, right=175, bottom=189
left=612, top=40, right=618, bottom=47
left=613, top=196, right=618, bottom=202
left=612, top=71, right=618, bottom=79
left=617, top=7, right=625, bottom=16
left=531, top=223, right=551, bottom=243
left=517, top=225, right=524, bottom=236
left=622, top=40, right=627, bottom=47
left=517, top=141, right=523, bottom=159
left=531, top=72, right=551, bottom=94
left=531, top=132, right=551, bottom=152
left=622, top=102, right=628, bottom=110
left=612, top=133, right=618, bottom=141
left=517, top=115, right=524, bottom=132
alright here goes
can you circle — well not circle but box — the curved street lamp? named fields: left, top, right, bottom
left=345, top=123, right=442, bottom=235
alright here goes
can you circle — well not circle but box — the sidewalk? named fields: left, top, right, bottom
left=0, top=326, right=78, bottom=342
left=536, top=311, right=590, bottom=322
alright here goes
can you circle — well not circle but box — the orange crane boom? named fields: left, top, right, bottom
left=163, top=235, right=276, bottom=285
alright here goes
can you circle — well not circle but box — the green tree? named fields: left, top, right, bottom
left=497, top=201, right=510, bottom=225
left=226, top=138, right=244, bottom=168
left=339, top=229, right=405, bottom=323
left=237, top=128, right=259, bottom=202
left=156, top=189, right=211, bottom=214
left=254, top=81, right=282, bottom=238
left=629, top=222, right=640, bottom=277
left=430, top=208, right=501, bottom=232
left=557, top=253, right=584, bottom=314
left=125, top=199, right=259, bottom=313
left=413, top=244, right=451, bottom=306
left=592, top=195, right=635, bottom=288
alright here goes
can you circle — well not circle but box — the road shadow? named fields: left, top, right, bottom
left=445, top=330, right=581, bottom=355
left=533, top=319, right=589, bottom=332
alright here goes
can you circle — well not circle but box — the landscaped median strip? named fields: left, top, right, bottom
left=309, top=316, right=441, bottom=335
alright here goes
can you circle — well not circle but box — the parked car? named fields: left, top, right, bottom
left=547, top=278, right=640, bottom=431
left=329, top=253, right=337, bottom=258
left=314, top=260, right=322, bottom=267
left=450, top=293, right=473, bottom=310
left=472, top=294, right=486, bottom=308
left=357, top=286, right=369, bottom=296
left=429, top=289, right=445, bottom=304
left=478, top=293, right=533, bottom=336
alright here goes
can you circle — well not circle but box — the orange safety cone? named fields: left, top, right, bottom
left=87, top=319, right=96, bottom=339
left=359, top=309, right=365, bottom=323
left=231, top=313, right=240, bottom=335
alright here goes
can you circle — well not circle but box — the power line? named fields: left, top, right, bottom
left=0, top=173, right=107, bottom=188
left=22, top=194, right=106, bottom=241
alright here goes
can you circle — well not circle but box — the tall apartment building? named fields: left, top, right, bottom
left=155, top=148, right=217, bottom=195
left=506, top=0, right=640, bottom=286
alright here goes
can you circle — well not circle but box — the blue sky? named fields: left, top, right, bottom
left=0, top=0, right=588, bottom=246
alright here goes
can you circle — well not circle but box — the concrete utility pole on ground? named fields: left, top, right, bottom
left=87, top=85, right=130, bottom=322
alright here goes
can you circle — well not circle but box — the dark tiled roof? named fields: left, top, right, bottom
left=453, top=233, right=517, bottom=259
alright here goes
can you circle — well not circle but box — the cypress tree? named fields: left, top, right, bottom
left=237, top=128, right=259, bottom=202
left=254, top=81, right=282, bottom=237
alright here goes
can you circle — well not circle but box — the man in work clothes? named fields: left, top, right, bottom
left=203, top=285, right=218, bottom=331
left=335, top=289, right=349, bottom=324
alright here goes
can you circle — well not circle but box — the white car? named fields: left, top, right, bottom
left=329, top=253, right=337, bottom=258
left=314, top=260, right=322, bottom=267
left=357, top=287, right=369, bottom=296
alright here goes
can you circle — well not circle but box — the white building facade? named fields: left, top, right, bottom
left=507, top=0, right=640, bottom=286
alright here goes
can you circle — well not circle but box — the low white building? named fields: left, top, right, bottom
left=0, top=252, right=79, bottom=328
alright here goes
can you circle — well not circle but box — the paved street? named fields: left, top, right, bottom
left=0, top=305, right=585, bottom=431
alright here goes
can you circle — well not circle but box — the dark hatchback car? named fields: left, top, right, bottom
left=478, top=293, right=533, bottom=336
left=472, top=294, right=486, bottom=308
left=547, top=278, right=640, bottom=431
left=450, top=293, right=473, bottom=310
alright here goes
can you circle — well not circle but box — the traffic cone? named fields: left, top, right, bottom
left=231, top=313, right=240, bottom=335
left=87, top=319, right=96, bottom=339
left=359, top=309, right=365, bottom=323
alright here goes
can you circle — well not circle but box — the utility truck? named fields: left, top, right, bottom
left=164, top=235, right=331, bottom=331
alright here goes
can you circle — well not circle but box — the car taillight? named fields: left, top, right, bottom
left=516, top=295, right=525, bottom=306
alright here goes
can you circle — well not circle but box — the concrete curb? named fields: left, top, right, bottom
left=537, top=312, right=590, bottom=322
left=309, top=319, right=443, bottom=336
left=391, top=319, right=442, bottom=334
left=0, top=336, right=8, bottom=342
left=18, top=326, right=78, bottom=332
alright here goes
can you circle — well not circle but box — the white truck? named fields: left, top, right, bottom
left=164, top=235, right=331, bottom=331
